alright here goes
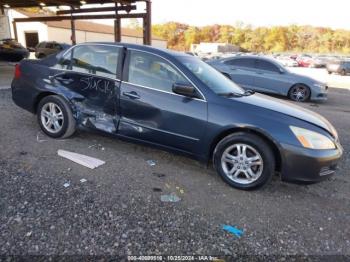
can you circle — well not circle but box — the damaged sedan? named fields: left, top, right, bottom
left=12, top=43, right=343, bottom=190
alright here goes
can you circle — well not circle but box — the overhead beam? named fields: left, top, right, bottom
left=0, top=0, right=142, bottom=8
left=14, top=13, right=146, bottom=22
left=56, top=5, right=136, bottom=15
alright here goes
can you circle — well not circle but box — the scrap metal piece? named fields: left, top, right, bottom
left=58, top=150, right=105, bottom=169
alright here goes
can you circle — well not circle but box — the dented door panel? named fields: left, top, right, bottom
left=49, top=71, right=121, bottom=133
left=48, top=44, right=123, bottom=134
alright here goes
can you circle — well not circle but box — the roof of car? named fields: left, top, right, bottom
left=76, top=42, right=189, bottom=58
left=219, top=55, right=276, bottom=63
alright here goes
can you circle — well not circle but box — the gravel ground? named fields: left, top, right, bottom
left=0, top=72, right=350, bottom=259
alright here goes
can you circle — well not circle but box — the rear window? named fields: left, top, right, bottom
left=71, top=45, right=120, bottom=78
left=37, top=42, right=46, bottom=48
left=54, top=45, right=120, bottom=78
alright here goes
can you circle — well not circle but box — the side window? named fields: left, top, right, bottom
left=128, top=50, right=190, bottom=93
left=225, top=58, right=255, bottom=68
left=256, top=60, right=279, bottom=73
left=71, top=45, right=120, bottom=78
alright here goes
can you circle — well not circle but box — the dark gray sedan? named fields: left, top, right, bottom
left=209, top=56, right=328, bottom=102
left=11, top=43, right=342, bottom=190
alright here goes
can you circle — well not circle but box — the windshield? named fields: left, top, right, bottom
left=177, top=56, right=244, bottom=95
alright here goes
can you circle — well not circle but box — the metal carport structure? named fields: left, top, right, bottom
left=0, top=0, right=152, bottom=45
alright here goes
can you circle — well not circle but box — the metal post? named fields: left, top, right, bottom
left=114, top=3, right=121, bottom=42
left=143, top=0, right=152, bottom=45
left=70, top=8, right=76, bottom=45
left=12, top=21, right=18, bottom=41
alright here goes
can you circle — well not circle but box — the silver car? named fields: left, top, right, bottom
left=209, top=56, right=328, bottom=102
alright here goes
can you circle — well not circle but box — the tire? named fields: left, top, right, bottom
left=341, top=69, right=346, bottom=76
left=37, top=95, right=76, bottom=139
left=288, top=84, right=311, bottom=102
left=328, top=71, right=332, bottom=75
left=213, top=132, right=275, bottom=190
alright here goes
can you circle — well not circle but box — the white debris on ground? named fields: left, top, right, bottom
left=57, top=150, right=105, bottom=169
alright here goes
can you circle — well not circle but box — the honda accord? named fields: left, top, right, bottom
left=12, top=43, right=342, bottom=190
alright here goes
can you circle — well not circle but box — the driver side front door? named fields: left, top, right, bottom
left=118, top=50, right=208, bottom=156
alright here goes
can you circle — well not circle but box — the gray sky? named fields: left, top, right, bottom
left=150, top=0, right=350, bottom=29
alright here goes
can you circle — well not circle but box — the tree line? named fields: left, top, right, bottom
left=151, top=22, right=350, bottom=54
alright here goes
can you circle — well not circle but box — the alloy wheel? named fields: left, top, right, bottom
left=290, top=85, right=309, bottom=102
left=40, top=102, right=64, bottom=134
left=221, top=143, right=264, bottom=185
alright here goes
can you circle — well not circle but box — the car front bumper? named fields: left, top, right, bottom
left=310, top=86, right=328, bottom=101
left=280, top=142, right=343, bottom=182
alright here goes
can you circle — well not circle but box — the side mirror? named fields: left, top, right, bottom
left=172, top=83, right=196, bottom=97
left=279, top=68, right=285, bottom=74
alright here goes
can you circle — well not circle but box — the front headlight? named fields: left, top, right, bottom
left=290, top=126, right=336, bottom=150
left=313, top=83, right=326, bottom=89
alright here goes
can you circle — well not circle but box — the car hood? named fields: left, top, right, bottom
left=237, top=93, right=337, bottom=137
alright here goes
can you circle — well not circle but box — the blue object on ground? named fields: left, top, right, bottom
left=222, top=225, right=244, bottom=238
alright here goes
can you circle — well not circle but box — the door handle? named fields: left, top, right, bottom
left=123, top=91, right=140, bottom=100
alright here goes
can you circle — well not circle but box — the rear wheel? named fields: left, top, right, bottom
left=288, top=84, right=311, bottom=102
left=341, top=69, right=346, bottom=76
left=37, top=95, right=76, bottom=138
left=213, top=133, right=275, bottom=190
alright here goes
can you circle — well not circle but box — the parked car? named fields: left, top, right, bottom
left=209, top=56, right=328, bottom=102
left=0, top=39, right=29, bottom=62
left=275, top=56, right=299, bottom=67
left=35, top=41, right=71, bottom=59
left=12, top=43, right=342, bottom=190
left=310, top=56, right=331, bottom=68
left=296, top=55, right=313, bottom=67
left=327, top=60, right=350, bottom=75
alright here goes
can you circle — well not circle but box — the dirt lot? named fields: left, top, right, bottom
left=0, top=63, right=349, bottom=259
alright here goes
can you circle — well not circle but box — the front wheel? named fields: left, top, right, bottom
left=288, top=84, right=311, bottom=102
left=37, top=95, right=76, bottom=138
left=213, top=133, right=275, bottom=190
